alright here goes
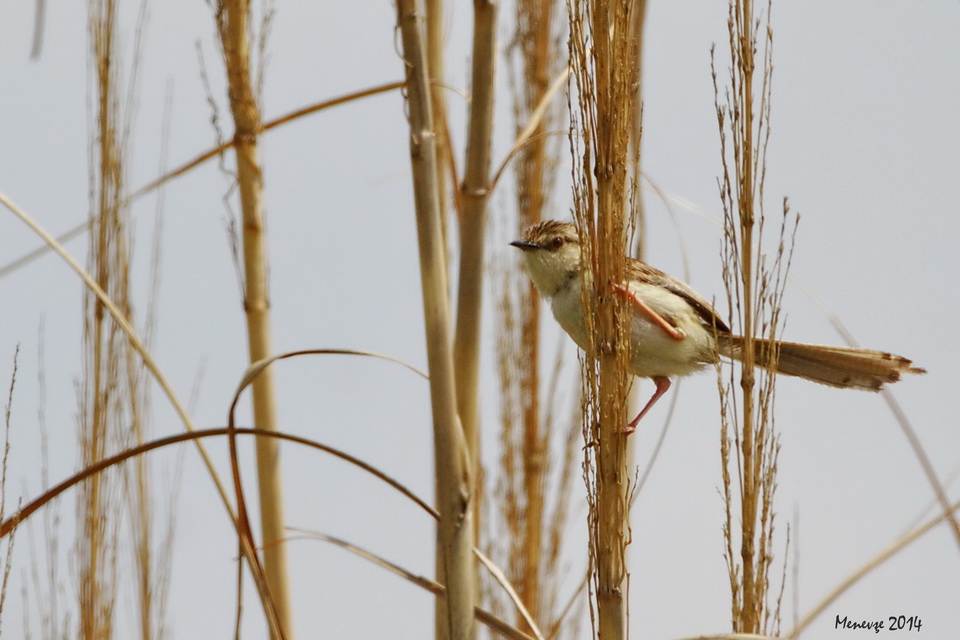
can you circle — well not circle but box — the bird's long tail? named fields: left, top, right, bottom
left=717, top=336, right=926, bottom=391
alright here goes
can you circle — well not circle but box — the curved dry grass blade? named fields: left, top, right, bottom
left=791, top=277, right=960, bottom=550
left=0, top=223, right=88, bottom=279
left=229, top=359, right=536, bottom=637
left=0, top=191, right=234, bottom=516
left=2, top=427, right=438, bottom=538
left=4, top=420, right=540, bottom=636
left=127, top=80, right=406, bottom=203
left=785, top=498, right=960, bottom=639
left=288, top=531, right=536, bottom=640
left=0, top=82, right=405, bottom=280
left=0, top=191, right=286, bottom=634
left=223, top=347, right=431, bottom=591
left=233, top=349, right=427, bottom=401
left=474, top=549, right=545, bottom=640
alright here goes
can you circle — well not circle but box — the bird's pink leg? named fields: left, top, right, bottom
left=611, top=283, right=686, bottom=341
left=624, top=376, right=672, bottom=433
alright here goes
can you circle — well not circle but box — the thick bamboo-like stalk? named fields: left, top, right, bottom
left=452, top=0, right=497, bottom=563
left=396, top=2, right=478, bottom=639
left=215, top=2, right=293, bottom=637
left=424, top=4, right=451, bottom=634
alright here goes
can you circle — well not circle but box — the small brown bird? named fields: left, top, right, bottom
left=511, top=220, right=925, bottom=431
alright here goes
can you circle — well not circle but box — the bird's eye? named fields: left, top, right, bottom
left=548, top=237, right=566, bottom=251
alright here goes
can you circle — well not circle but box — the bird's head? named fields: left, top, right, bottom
left=510, top=220, right=582, bottom=297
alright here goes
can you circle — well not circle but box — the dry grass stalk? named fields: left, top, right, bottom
left=395, top=2, right=478, bottom=638
left=214, top=1, right=293, bottom=637
left=493, top=0, right=574, bottom=635
left=0, top=189, right=284, bottom=632
left=712, top=0, right=793, bottom=634
left=85, top=2, right=175, bottom=633
left=78, top=2, right=132, bottom=635
left=568, top=0, right=642, bottom=637
left=450, top=9, right=498, bottom=635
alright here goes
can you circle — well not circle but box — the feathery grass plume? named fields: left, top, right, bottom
left=712, top=0, right=795, bottom=634
left=491, top=0, right=577, bottom=635
left=77, top=1, right=138, bottom=634
left=395, top=2, right=479, bottom=638
left=569, top=0, right=642, bottom=636
left=85, top=4, right=176, bottom=636
left=214, top=2, right=293, bottom=636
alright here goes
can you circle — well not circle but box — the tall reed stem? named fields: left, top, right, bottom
left=453, top=0, right=498, bottom=562
left=216, top=2, right=293, bottom=637
left=396, top=2, right=478, bottom=638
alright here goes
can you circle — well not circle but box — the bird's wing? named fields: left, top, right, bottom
left=626, top=258, right=732, bottom=334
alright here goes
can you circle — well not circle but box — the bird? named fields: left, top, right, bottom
left=510, top=220, right=926, bottom=431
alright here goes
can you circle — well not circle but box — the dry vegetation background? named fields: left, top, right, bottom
left=1, top=1, right=959, bottom=638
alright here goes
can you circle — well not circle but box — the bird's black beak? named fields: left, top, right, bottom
left=510, top=240, right=538, bottom=251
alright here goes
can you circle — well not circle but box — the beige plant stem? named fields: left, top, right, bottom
left=453, top=0, right=497, bottom=551
left=395, top=2, right=478, bottom=639
left=0, top=191, right=283, bottom=636
left=215, top=2, right=292, bottom=637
